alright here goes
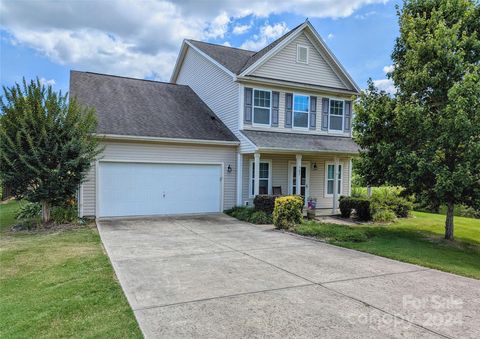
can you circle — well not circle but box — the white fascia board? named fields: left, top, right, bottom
left=170, top=40, right=189, bottom=83
left=185, top=41, right=237, bottom=80
left=238, top=22, right=308, bottom=77
left=236, top=76, right=358, bottom=97
left=257, top=147, right=359, bottom=155
left=94, top=133, right=240, bottom=146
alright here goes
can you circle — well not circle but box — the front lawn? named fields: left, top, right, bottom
left=294, top=211, right=480, bottom=279
left=0, top=200, right=142, bottom=338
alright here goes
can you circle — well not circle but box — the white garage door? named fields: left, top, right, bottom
left=98, top=162, right=222, bottom=217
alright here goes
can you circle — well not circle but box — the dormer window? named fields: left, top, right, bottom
left=297, top=44, right=308, bottom=64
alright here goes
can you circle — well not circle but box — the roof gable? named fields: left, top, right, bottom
left=170, top=20, right=359, bottom=93
left=250, top=31, right=349, bottom=90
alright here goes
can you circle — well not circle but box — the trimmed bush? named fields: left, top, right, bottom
left=248, top=211, right=272, bottom=224
left=372, top=209, right=397, bottom=223
left=225, top=206, right=272, bottom=224
left=253, top=195, right=278, bottom=215
left=353, top=198, right=371, bottom=221
left=273, top=195, right=303, bottom=229
left=339, top=196, right=353, bottom=218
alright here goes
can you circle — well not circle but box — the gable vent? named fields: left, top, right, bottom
left=297, top=44, right=308, bottom=64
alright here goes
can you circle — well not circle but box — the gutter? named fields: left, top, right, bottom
left=94, top=133, right=240, bottom=146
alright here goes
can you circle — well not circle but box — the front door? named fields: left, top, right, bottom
left=289, top=162, right=310, bottom=199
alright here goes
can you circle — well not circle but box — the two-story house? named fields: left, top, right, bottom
left=71, top=20, right=359, bottom=218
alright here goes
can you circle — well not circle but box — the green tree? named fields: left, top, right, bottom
left=0, top=78, right=101, bottom=223
left=354, top=0, right=480, bottom=240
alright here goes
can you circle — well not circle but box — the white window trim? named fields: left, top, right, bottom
left=296, top=44, right=309, bottom=64
left=252, top=88, right=272, bottom=127
left=292, top=93, right=310, bottom=130
left=249, top=159, right=272, bottom=197
left=328, top=98, right=345, bottom=134
left=324, top=161, right=343, bottom=197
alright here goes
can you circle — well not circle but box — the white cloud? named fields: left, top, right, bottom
left=240, top=22, right=289, bottom=50
left=204, top=12, right=230, bottom=38
left=355, top=11, right=377, bottom=20
left=373, top=78, right=396, bottom=94
left=327, top=33, right=334, bottom=40
left=382, top=64, right=395, bottom=73
left=1, top=0, right=386, bottom=80
left=222, top=41, right=232, bottom=47
left=39, top=78, right=56, bottom=86
left=233, top=23, right=251, bottom=35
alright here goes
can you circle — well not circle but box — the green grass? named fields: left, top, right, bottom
left=0, top=200, right=142, bottom=338
left=294, top=211, right=480, bottom=279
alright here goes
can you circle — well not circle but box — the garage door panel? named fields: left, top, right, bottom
left=99, top=162, right=222, bottom=217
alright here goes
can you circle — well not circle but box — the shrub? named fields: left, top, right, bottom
left=225, top=206, right=273, bottom=224
left=16, top=202, right=41, bottom=220
left=370, top=187, right=412, bottom=218
left=353, top=198, right=371, bottom=221
left=339, top=196, right=353, bottom=218
left=248, top=211, right=272, bottom=224
left=253, top=195, right=278, bottom=215
left=372, top=209, right=397, bottom=223
left=273, top=195, right=303, bottom=229
left=51, top=204, right=78, bottom=224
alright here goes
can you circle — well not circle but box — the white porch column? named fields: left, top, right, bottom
left=332, top=156, right=339, bottom=214
left=295, top=154, right=302, bottom=195
left=236, top=152, right=243, bottom=205
left=253, top=153, right=260, bottom=196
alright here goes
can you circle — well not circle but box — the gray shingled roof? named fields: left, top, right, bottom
left=187, top=40, right=254, bottom=74
left=241, top=130, right=359, bottom=154
left=188, top=23, right=303, bottom=75
left=69, top=71, right=238, bottom=142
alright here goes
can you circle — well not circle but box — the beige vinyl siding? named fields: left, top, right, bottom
left=241, top=153, right=351, bottom=208
left=242, top=84, right=352, bottom=137
left=252, top=32, right=348, bottom=90
left=80, top=141, right=237, bottom=217
left=176, top=47, right=239, bottom=135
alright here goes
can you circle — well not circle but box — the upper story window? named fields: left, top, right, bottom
left=329, top=99, right=344, bottom=132
left=293, top=95, right=309, bottom=129
left=297, top=44, right=309, bottom=64
left=253, top=89, right=271, bottom=125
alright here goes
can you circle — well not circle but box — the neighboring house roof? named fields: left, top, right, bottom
left=69, top=71, right=238, bottom=142
left=241, top=130, right=359, bottom=154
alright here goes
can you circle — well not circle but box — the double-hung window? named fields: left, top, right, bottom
left=253, top=89, right=271, bottom=125
left=293, top=95, right=309, bottom=128
left=250, top=161, right=271, bottom=196
left=329, top=99, right=344, bottom=132
left=325, top=163, right=342, bottom=196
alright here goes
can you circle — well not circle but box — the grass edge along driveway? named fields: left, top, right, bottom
left=294, top=211, right=480, bottom=279
left=0, top=200, right=142, bottom=338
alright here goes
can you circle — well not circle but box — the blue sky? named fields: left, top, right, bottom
left=1, top=0, right=400, bottom=95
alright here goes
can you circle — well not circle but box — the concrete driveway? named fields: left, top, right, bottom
left=98, top=214, right=480, bottom=338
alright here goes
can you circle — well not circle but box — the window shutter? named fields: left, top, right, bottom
left=244, top=87, right=253, bottom=124
left=344, top=100, right=352, bottom=132
left=309, top=96, right=317, bottom=130
left=271, top=91, right=279, bottom=127
left=285, top=93, right=293, bottom=128
left=321, top=98, right=329, bottom=131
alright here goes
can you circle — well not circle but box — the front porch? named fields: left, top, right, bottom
left=239, top=152, right=353, bottom=215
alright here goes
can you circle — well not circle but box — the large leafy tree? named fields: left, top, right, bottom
left=354, top=0, right=480, bottom=240
left=0, top=79, right=101, bottom=223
